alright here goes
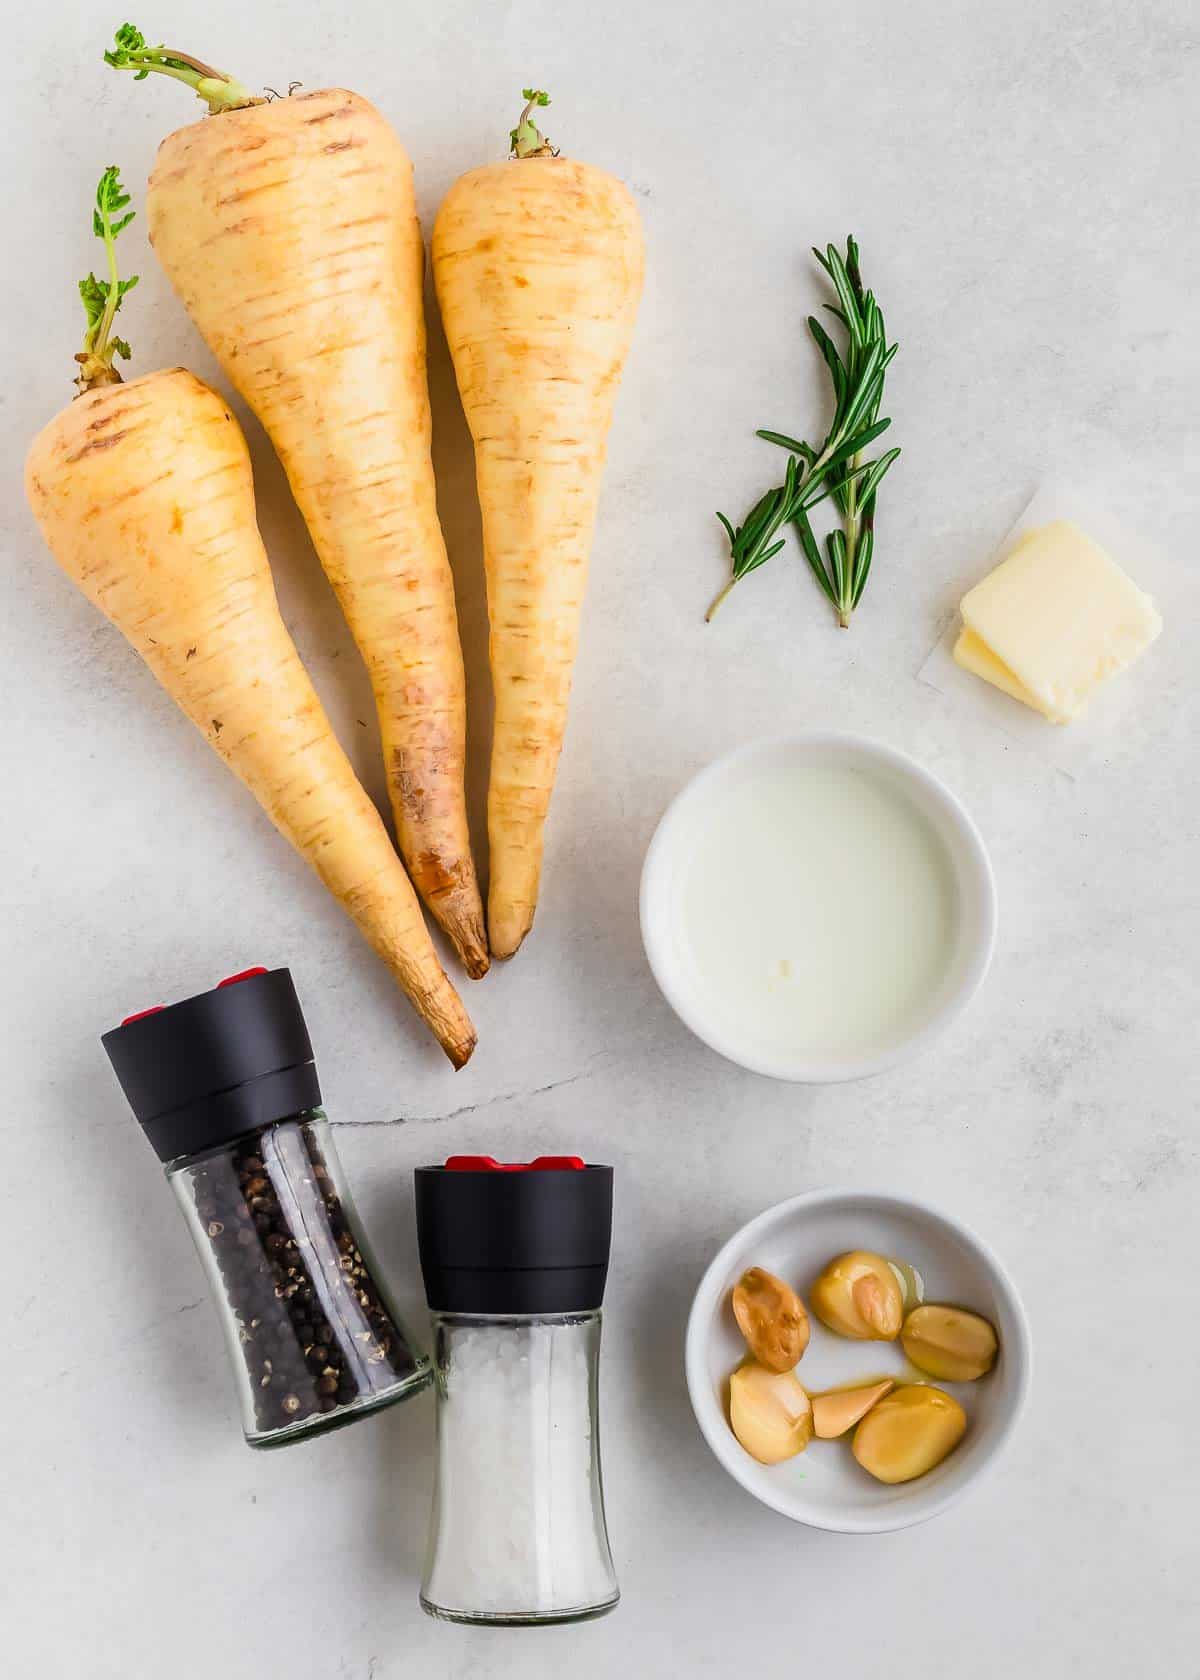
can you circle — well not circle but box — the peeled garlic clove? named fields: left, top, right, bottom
left=810, top=1250, right=904, bottom=1340
left=811, top=1378, right=895, bottom=1439
left=852, top=1384, right=967, bottom=1483
left=901, top=1304, right=998, bottom=1382
left=729, top=1362, right=814, bottom=1464
left=731, top=1266, right=811, bottom=1372
left=887, top=1258, right=925, bottom=1314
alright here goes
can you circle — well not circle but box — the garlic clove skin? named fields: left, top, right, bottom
left=901, top=1304, right=998, bottom=1382
left=810, top=1251, right=904, bottom=1340
left=811, top=1378, right=895, bottom=1439
left=731, top=1267, right=811, bottom=1372
left=852, top=1384, right=967, bottom=1483
left=728, top=1362, right=814, bottom=1464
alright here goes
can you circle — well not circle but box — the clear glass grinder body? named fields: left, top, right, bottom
left=170, top=1111, right=427, bottom=1445
left=415, top=1157, right=618, bottom=1625
left=103, top=966, right=430, bottom=1447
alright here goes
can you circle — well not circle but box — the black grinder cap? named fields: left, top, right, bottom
left=102, top=967, right=322, bottom=1163
left=415, top=1156, right=614, bottom=1314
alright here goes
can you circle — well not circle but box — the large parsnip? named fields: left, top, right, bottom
left=433, top=94, right=643, bottom=957
left=25, top=170, right=475, bottom=1064
left=107, top=30, right=487, bottom=976
left=29, top=368, right=476, bottom=1065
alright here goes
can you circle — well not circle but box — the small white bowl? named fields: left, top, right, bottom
left=685, top=1188, right=1032, bottom=1533
left=639, top=734, right=996, bottom=1082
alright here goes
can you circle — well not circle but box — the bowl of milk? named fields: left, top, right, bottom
left=639, top=735, right=996, bottom=1081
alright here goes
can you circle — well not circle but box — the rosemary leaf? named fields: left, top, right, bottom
left=851, top=527, right=875, bottom=607
left=827, top=528, right=848, bottom=600
left=853, top=447, right=901, bottom=512
left=794, top=507, right=838, bottom=605
left=757, top=428, right=814, bottom=459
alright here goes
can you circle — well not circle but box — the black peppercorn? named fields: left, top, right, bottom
left=182, top=1119, right=422, bottom=1440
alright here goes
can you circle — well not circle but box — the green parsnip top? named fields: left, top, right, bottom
left=104, top=22, right=262, bottom=114
left=510, top=89, right=556, bottom=158
left=75, top=166, right=139, bottom=393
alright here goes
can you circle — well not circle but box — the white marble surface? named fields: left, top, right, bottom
left=4, top=1, right=1197, bottom=1673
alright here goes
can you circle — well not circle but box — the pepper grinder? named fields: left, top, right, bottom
left=103, top=966, right=431, bottom=1446
left=415, top=1155, right=618, bottom=1625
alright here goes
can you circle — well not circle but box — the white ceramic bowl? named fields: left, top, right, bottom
left=639, top=734, right=996, bottom=1081
left=685, top=1188, right=1032, bottom=1533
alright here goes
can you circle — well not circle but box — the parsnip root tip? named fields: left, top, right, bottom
left=440, top=899, right=490, bottom=979
left=487, top=910, right=532, bottom=963
left=447, top=1028, right=478, bottom=1070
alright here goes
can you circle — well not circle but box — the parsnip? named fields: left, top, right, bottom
left=26, top=171, right=475, bottom=1065
left=433, top=92, right=644, bottom=957
left=107, top=28, right=488, bottom=976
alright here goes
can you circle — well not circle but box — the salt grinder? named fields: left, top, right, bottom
left=415, top=1155, right=618, bottom=1625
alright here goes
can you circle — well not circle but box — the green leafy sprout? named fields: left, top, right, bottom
left=76, top=166, right=139, bottom=390
left=510, top=88, right=555, bottom=158
left=709, top=237, right=901, bottom=628
left=104, top=23, right=261, bottom=114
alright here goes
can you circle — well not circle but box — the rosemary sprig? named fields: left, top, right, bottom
left=74, top=165, right=139, bottom=393
left=708, top=237, right=900, bottom=628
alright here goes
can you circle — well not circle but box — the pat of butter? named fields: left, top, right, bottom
left=954, top=520, right=1162, bottom=722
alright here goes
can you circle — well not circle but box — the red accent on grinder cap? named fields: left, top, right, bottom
left=444, top=1154, right=586, bottom=1173
left=120, top=1005, right=166, bottom=1027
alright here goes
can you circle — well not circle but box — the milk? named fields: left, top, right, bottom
left=669, top=763, right=958, bottom=1059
